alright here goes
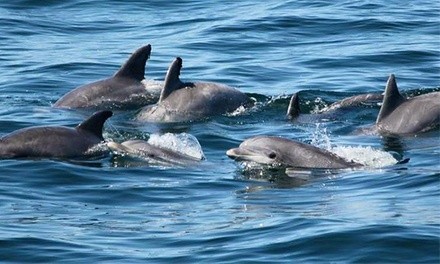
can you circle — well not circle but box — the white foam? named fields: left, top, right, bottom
left=147, top=133, right=205, bottom=160
left=330, top=145, right=397, bottom=168
left=84, top=142, right=109, bottom=156
left=141, top=79, right=163, bottom=89
left=311, top=97, right=328, bottom=113
left=228, top=105, right=247, bottom=116
left=310, top=123, right=397, bottom=168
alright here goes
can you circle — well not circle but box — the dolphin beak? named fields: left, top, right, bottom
left=226, top=148, right=241, bottom=159
left=226, top=147, right=274, bottom=164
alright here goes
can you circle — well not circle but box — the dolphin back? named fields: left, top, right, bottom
left=114, top=44, right=151, bottom=81
left=287, top=93, right=300, bottom=119
left=376, top=74, right=405, bottom=123
left=159, top=57, right=184, bottom=102
left=76, top=110, right=113, bottom=140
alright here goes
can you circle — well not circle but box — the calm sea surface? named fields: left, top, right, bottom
left=0, top=1, right=439, bottom=263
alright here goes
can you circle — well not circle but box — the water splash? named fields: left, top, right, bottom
left=148, top=133, right=205, bottom=160
left=331, top=145, right=397, bottom=168
left=141, top=79, right=163, bottom=95
left=310, top=97, right=328, bottom=113
left=228, top=105, right=247, bottom=116
left=227, top=96, right=259, bottom=117
left=310, top=123, right=332, bottom=150
left=84, top=142, right=109, bottom=156
left=310, top=123, right=397, bottom=167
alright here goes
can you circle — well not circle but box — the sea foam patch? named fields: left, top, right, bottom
left=330, top=145, right=397, bottom=168
left=148, top=132, right=205, bottom=160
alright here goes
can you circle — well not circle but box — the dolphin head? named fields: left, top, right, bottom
left=226, top=137, right=286, bottom=165
left=227, top=136, right=361, bottom=169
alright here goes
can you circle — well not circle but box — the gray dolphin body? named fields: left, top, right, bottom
left=319, top=93, right=384, bottom=113
left=227, top=136, right=362, bottom=169
left=136, top=57, right=252, bottom=123
left=54, top=44, right=161, bottom=109
left=0, top=111, right=112, bottom=159
left=108, top=140, right=203, bottom=166
left=376, top=74, right=440, bottom=135
left=287, top=92, right=383, bottom=119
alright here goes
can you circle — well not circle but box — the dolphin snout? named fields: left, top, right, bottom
left=226, top=148, right=240, bottom=159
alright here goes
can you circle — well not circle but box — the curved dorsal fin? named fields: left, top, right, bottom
left=114, top=44, right=151, bottom=81
left=159, top=57, right=184, bottom=102
left=287, top=93, right=300, bottom=119
left=377, top=74, right=405, bottom=123
left=76, top=110, right=113, bottom=140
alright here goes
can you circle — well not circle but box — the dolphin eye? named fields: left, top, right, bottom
left=268, top=152, right=276, bottom=159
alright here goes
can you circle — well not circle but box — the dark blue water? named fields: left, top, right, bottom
left=1, top=1, right=439, bottom=263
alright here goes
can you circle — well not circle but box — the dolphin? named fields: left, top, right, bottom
left=136, top=57, right=252, bottom=123
left=319, top=93, right=384, bottom=113
left=0, top=111, right=112, bottom=159
left=287, top=92, right=383, bottom=119
left=376, top=74, right=440, bottom=135
left=226, top=136, right=362, bottom=169
left=54, top=44, right=162, bottom=109
left=108, top=139, right=203, bottom=166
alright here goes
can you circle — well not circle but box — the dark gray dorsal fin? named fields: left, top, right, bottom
left=76, top=110, right=113, bottom=140
left=377, top=74, right=406, bottom=123
left=159, top=57, right=184, bottom=102
left=114, top=44, right=151, bottom=81
left=287, top=93, right=300, bottom=119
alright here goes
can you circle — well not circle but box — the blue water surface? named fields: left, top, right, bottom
left=0, top=1, right=439, bottom=263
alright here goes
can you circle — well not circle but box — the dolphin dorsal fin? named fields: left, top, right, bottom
left=287, top=93, right=300, bottom=119
left=76, top=110, right=113, bottom=140
left=114, top=44, right=151, bottom=81
left=159, top=57, right=184, bottom=102
left=377, top=74, right=406, bottom=123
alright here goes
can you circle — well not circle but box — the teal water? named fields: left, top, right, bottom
left=1, top=1, right=439, bottom=263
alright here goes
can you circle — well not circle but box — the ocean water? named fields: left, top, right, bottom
left=1, top=0, right=439, bottom=263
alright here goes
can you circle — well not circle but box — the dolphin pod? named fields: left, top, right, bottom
left=54, top=44, right=162, bottom=109
left=286, top=76, right=439, bottom=136
left=2, top=43, right=438, bottom=172
left=0, top=111, right=112, bottom=159
left=136, top=57, right=252, bottom=123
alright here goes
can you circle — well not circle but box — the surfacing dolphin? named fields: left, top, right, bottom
left=287, top=92, right=383, bottom=119
left=108, top=139, right=203, bottom=166
left=227, top=136, right=362, bottom=170
left=54, top=44, right=161, bottom=109
left=0, top=111, right=112, bottom=159
left=376, top=74, right=440, bottom=135
left=319, top=93, right=384, bottom=113
left=136, top=57, right=252, bottom=123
